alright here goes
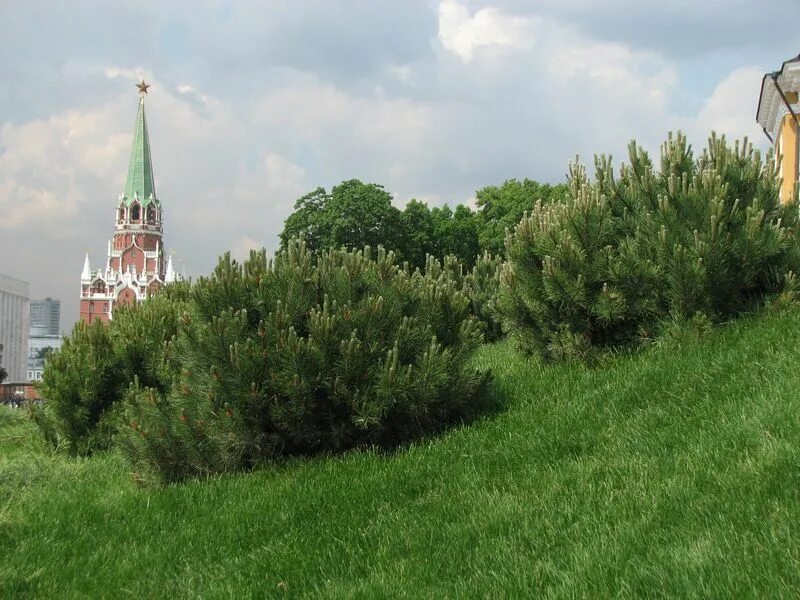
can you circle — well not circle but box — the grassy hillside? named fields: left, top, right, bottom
left=3, top=309, right=800, bottom=598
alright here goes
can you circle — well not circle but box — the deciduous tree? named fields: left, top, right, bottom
left=279, top=180, right=402, bottom=254
left=475, top=178, right=568, bottom=255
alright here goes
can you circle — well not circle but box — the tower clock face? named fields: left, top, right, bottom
left=117, top=288, right=136, bottom=306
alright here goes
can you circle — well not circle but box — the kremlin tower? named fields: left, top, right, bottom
left=80, top=81, right=177, bottom=323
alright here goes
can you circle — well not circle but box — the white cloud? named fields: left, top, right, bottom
left=253, top=76, right=436, bottom=151
left=249, top=75, right=448, bottom=203
left=263, top=153, right=306, bottom=196
left=546, top=37, right=677, bottom=100
left=176, top=84, right=209, bottom=105
left=230, top=236, right=264, bottom=262
left=438, top=0, right=535, bottom=63
left=692, top=67, right=765, bottom=143
left=0, top=106, right=128, bottom=233
left=391, top=64, right=413, bottom=82
left=104, top=66, right=145, bottom=81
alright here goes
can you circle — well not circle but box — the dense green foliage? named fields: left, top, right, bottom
left=475, top=178, right=568, bottom=255
left=395, top=199, right=436, bottom=268
left=35, top=242, right=488, bottom=473
left=280, top=177, right=565, bottom=268
left=117, top=240, right=488, bottom=483
left=397, top=200, right=479, bottom=268
left=279, top=179, right=483, bottom=268
left=426, top=253, right=503, bottom=342
left=500, top=133, right=800, bottom=360
left=33, top=320, right=117, bottom=452
left=5, top=309, right=800, bottom=596
left=465, top=253, right=504, bottom=341
left=277, top=177, right=560, bottom=341
left=34, top=285, right=190, bottom=454
left=280, top=180, right=403, bottom=255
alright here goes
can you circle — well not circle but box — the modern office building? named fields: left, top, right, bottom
left=27, top=298, right=63, bottom=382
left=0, top=273, right=30, bottom=382
left=30, top=298, right=61, bottom=336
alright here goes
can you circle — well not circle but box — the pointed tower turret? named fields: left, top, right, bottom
left=123, top=94, right=156, bottom=204
left=81, top=253, right=92, bottom=282
left=165, top=255, right=175, bottom=283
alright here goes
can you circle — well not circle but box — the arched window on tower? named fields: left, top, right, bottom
left=146, top=205, right=156, bottom=224
left=131, top=203, right=141, bottom=222
left=118, top=206, right=125, bottom=222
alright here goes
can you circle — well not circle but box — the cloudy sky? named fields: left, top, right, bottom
left=1, top=0, right=798, bottom=329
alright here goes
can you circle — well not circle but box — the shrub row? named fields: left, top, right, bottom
left=37, top=131, right=798, bottom=483
left=38, top=240, right=490, bottom=483
left=499, top=133, right=800, bottom=360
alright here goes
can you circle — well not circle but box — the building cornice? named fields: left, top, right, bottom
left=757, top=55, right=800, bottom=141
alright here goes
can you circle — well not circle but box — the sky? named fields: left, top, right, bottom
left=1, top=0, right=798, bottom=331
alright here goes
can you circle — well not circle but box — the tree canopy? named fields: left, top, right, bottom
left=280, top=177, right=566, bottom=268
left=279, top=180, right=402, bottom=254
left=475, top=178, right=568, bottom=255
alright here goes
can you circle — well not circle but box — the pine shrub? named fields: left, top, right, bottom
left=424, top=253, right=504, bottom=342
left=34, top=284, right=190, bottom=454
left=122, top=239, right=490, bottom=483
left=33, top=320, right=121, bottom=454
left=499, top=133, right=800, bottom=360
left=466, top=253, right=504, bottom=342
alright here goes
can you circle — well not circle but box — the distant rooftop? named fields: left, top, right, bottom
left=756, top=53, right=800, bottom=141
left=0, top=273, right=30, bottom=298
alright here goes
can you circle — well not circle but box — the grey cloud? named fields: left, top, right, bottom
left=479, top=0, right=800, bottom=61
left=0, top=0, right=782, bottom=330
left=186, top=0, right=436, bottom=83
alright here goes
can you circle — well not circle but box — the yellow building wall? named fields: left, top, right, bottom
left=778, top=113, right=799, bottom=204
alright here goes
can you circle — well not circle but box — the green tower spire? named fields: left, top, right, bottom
left=122, top=89, right=157, bottom=206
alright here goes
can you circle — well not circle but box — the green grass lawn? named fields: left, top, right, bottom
left=2, top=310, right=800, bottom=598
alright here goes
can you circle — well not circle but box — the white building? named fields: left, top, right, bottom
left=0, top=273, right=30, bottom=382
